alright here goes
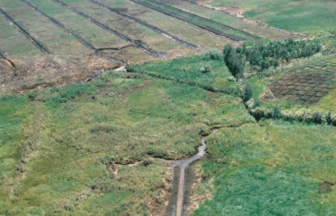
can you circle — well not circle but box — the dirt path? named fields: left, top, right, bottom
left=167, top=129, right=217, bottom=216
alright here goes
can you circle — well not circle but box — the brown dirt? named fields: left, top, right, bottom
left=0, top=54, right=119, bottom=94
left=260, top=86, right=275, bottom=102
left=166, top=167, right=180, bottom=216
left=318, top=182, right=334, bottom=194
left=182, top=166, right=196, bottom=216
left=270, top=72, right=336, bottom=105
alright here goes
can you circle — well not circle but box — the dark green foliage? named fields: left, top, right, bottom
left=243, top=82, right=253, bottom=102
left=272, top=106, right=281, bottom=119
left=201, top=49, right=223, bottom=61
left=326, top=111, right=332, bottom=125
left=223, top=45, right=245, bottom=78
left=312, top=111, right=322, bottom=124
left=254, top=97, right=260, bottom=107
left=242, top=39, right=322, bottom=71
left=142, top=160, right=153, bottom=167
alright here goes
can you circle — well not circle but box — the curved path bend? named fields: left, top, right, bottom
left=168, top=129, right=217, bottom=216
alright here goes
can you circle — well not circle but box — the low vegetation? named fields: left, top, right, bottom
left=0, top=66, right=253, bottom=215
left=193, top=120, right=336, bottom=215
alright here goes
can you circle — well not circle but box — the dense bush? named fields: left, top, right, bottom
left=223, top=45, right=245, bottom=79
left=242, top=82, right=253, bottom=102
left=201, top=49, right=223, bottom=61
left=239, top=39, right=322, bottom=71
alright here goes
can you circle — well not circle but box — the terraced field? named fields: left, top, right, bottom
left=0, top=0, right=297, bottom=93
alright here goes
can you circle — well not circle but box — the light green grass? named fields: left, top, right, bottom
left=206, top=0, right=336, bottom=36
left=131, top=54, right=238, bottom=93
left=0, top=66, right=252, bottom=215
left=193, top=120, right=336, bottom=215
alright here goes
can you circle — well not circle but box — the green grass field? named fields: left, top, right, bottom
left=193, top=120, right=336, bottom=215
left=0, top=62, right=254, bottom=215
left=205, top=0, right=336, bottom=36
left=2, top=0, right=336, bottom=215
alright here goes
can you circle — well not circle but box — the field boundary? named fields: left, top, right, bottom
left=130, top=0, right=259, bottom=42
left=127, top=67, right=238, bottom=96
left=88, top=0, right=201, bottom=51
left=19, top=0, right=126, bottom=63
left=179, top=0, right=306, bottom=38
left=0, top=7, right=50, bottom=53
left=50, top=0, right=164, bottom=58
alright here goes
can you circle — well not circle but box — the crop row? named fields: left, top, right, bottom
left=88, top=0, right=201, bottom=50
left=19, top=0, right=127, bottom=63
left=131, top=0, right=257, bottom=41
left=50, top=0, right=164, bottom=58
left=0, top=7, right=50, bottom=53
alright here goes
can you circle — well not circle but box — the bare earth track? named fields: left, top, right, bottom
left=130, top=0, right=259, bottom=42
left=49, top=0, right=164, bottom=58
left=88, top=0, right=201, bottom=51
left=0, top=7, right=50, bottom=53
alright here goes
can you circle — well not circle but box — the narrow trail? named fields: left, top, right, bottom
left=167, top=129, right=217, bottom=216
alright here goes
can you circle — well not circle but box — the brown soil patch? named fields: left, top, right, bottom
left=318, top=182, right=334, bottom=194
left=270, top=72, right=336, bottom=105
left=182, top=166, right=196, bottom=216
left=166, top=167, right=180, bottom=216
left=0, top=54, right=119, bottom=94
left=260, top=87, right=275, bottom=102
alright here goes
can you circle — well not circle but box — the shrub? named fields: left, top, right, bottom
left=272, top=106, right=281, bottom=119
left=223, top=45, right=245, bottom=78
left=201, top=49, right=223, bottom=60
left=199, top=66, right=211, bottom=73
left=242, top=82, right=253, bottom=102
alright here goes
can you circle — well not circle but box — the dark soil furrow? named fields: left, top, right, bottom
left=130, top=0, right=256, bottom=41
left=0, top=48, right=6, bottom=59
left=0, top=7, right=51, bottom=53
left=152, top=0, right=259, bottom=40
left=20, top=0, right=96, bottom=50
left=88, top=0, right=201, bottom=50
left=19, top=0, right=126, bottom=63
left=49, top=0, right=164, bottom=58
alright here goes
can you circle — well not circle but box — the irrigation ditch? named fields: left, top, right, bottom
left=0, top=7, right=50, bottom=54
left=88, top=0, right=201, bottom=51
left=130, top=0, right=259, bottom=42
left=19, top=0, right=127, bottom=64
left=49, top=0, right=165, bottom=59
left=0, top=49, right=16, bottom=68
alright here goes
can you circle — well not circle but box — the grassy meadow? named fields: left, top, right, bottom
left=193, top=120, right=336, bottom=215
left=205, top=0, right=336, bottom=36
left=0, top=59, right=254, bottom=215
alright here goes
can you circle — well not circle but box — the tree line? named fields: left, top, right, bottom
left=238, top=39, right=322, bottom=71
